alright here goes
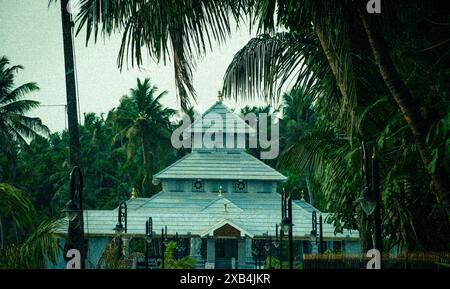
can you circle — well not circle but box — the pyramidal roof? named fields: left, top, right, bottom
left=154, top=101, right=286, bottom=181
left=153, top=150, right=287, bottom=181
left=185, top=101, right=255, bottom=134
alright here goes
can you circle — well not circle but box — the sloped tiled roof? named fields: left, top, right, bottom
left=185, top=102, right=255, bottom=134
left=57, top=192, right=359, bottom=240
left=153, top=151, right=287, bottom=181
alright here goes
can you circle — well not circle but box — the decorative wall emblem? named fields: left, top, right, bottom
left=192, top=179, right=204, bottom=192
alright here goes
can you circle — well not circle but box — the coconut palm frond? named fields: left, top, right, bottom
left=74, top=0, right=249, bottom=110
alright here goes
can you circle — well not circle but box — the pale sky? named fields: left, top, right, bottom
left=0, top=0, right=268, bottom=132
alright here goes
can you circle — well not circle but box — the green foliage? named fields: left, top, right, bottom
left=0, top=56, right=49, bottom=181
left=0, top=184, right=60, bottom=269
left=97, top=236, right=143, bottom=269
left=162, top=241, right=197, bottom=269
left=110, top=78, right=176, bottom=197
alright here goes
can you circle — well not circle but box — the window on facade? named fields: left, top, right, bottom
left=192, top=179, right=204, bottom=192
left=234, top=180, right=247, bottom=193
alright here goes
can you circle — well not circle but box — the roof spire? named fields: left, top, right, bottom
left=218, top=186, right=224, bottom=198
left=217, top=91, right=223, bottom=104
left=131, top=188, right=138, bottom=199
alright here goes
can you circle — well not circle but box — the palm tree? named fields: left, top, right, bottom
left=0, top=183, right=60, bottom=268
left=221, top=0, right=450, bottom=217
left=279, top=89, right=316, bottom=204
left=74, top=0, right=247, bottom=111
left=0, top=56, right=50, bottom=164
left=111, top=78, right=175, bottom=196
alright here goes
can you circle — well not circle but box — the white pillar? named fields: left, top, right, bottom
left=238, top=238, right=246, bottom=269
left=190, top=236, right=203, bottom=268
left=311, top=241, right=318, bottom=254
left=245, top=237, right=254, bottom=268
left=206, top=237, right=215, bottom=265
left=123, top=237, right=130, bottom=257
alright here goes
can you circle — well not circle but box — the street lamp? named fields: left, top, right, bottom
left=161, top=226, right=168, bottom=269
left=252, top=240, right=265, bottom=269
left=175, top=232, right=186, bottom=261
left=281, top=216, right=291, bottom=235
left=356, top=142, right=383, bottom=264
left=264, top=232, right=272, bottom=269
left=114, top=202, right=127, bottom=234
left=310, top=211, right=323, bottom=254
left=146, top=217, right=153, bottom=243
left=280, top=189, right=294, bottom=269
left=114, top=201, right=127, bottom=259
left=62, top=166, right=86, bottom=268
left=175, top=232, right=179, bottom=260
left=252, top=243, right=259, bottom=269
left=145, top=217, right=153, bottom=269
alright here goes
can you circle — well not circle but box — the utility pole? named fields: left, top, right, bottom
left=287, top=195, right=294, bottom=269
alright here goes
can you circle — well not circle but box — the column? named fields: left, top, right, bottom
left=245, top=237, right=254, bottom=268
left=190, top=236, right=203, bottom=268
left=206, top=237, right=215, bottom=267
left=237, top=238, right=246, bottom=269
left=122, top=237, right=130, bottom=257
left=311, top=241, right=318, bottom=254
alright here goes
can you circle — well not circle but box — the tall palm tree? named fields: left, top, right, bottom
left=222, top=0, right=450, bottom=217
left=112, top=78, right=175, bottom=196
left=280, top=89, right=316, bottom=204
left=0, top=56, right=50, bottom=161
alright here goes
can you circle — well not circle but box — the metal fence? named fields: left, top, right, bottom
left=302, top=252, right=450, bottom=269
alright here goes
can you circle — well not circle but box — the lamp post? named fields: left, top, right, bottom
left=280, top=189, right=294, bottom=269
left=63, top=166, right=86, bottom=268
left=371, top=148, right=383, bottom=258
left=114, top=201, right=127, bottom=259
left=145, top=217, right=153, bottom=269
left=161, top=226, right=168, bottom=269
left=175, top=232, right=179, bottom=261
left=358, top=142, right=383, bottom=265
left=264, top=232, right=272, bottom=269
left=258, top=240, right=264, bottom=269
left=310, top=211, right=324, bottom=254
left=175, top=232, right=186, bottom=261
left=252, top=241, right=259, bottom=269
left=272, top=224, right=280, bottom=269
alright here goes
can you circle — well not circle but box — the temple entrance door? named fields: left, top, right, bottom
left=215, top=238, right=238, bottom=269
left=212, top=223, right=242, bottom=269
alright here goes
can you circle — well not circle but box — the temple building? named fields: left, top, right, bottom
left=54, top=98, right=359, bottom=269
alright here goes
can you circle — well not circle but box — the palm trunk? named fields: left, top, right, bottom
left=141, top=134, right=149, bottom=196
left=60, top=0, right=80, bottom=167
left=314, top=24, right=349, bottom=101
left=304, top=170, right=314, bottom=206
left=357, top=208, right=373, bottom=253
left=60, top=0, right=86, bottom=268
left=358, top=8, right=450, bottom=217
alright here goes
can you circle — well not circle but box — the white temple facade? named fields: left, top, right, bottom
left=54, top=99, right=359, bottom=269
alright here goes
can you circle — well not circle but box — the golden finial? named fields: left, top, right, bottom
left=301, top=190, right=305, bottom=201
left=218, top=186, right=224, bottom=198
left=217, top=91, right=224, bottom=104
left=372, top=146, right=376, bottom=160
left=131, top=188, right=138, bottom=199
